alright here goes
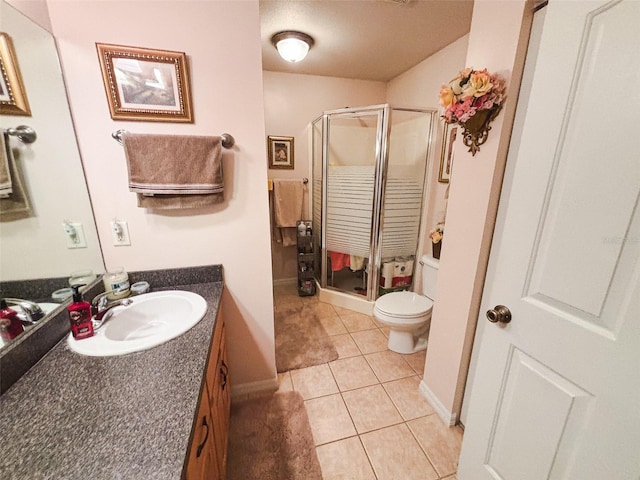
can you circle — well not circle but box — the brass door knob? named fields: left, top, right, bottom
left=486, top=305, right=512, bottom=324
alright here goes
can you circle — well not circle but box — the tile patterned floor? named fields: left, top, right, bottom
left=274, top=284, right=463, bottom=480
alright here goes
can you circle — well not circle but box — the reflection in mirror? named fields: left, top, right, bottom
left=0, top=1, right=104, bottom=351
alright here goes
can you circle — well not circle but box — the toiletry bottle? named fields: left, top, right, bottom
left=0, top=299, right=24, bottom=341
left=103, top=267, right=130, bottom=300
left=68, top=285, right=94, bottom=340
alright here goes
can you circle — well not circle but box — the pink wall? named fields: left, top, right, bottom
left=7, top=0, right=52, bottom=32
left=46, top=0, right=276, bottom=391
left=263, top=71, right=386, bottom=281
left=422, top=0, right=533, bottom=420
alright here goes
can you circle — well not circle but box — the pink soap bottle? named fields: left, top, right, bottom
left=68, top=285, right=94, bottom=340
left=0, top=299, right=24, bottom=341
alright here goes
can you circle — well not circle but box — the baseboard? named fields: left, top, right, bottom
left=419, top=380, right=458, bottom=426
left=230, top=376, right=279, bottom=402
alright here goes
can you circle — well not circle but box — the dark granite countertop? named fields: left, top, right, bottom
left=0, top=266, right=223, bottom=480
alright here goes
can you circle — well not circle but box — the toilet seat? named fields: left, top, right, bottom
left=374, top=291, right=432, bottom=318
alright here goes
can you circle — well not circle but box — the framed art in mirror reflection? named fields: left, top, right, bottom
left=0, top=32, right=31, bottom=116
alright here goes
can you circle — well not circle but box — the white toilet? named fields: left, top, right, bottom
left=373, top=254, right=438, bottom=354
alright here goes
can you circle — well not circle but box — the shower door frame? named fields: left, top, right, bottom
left=374, top=107, right=439, bottom=300
left=315, top=104, right=437, bottom=303
left=319, top=104, right=390, bottom=302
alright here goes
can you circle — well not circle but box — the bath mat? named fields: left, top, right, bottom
left=275, top=304, right=338, bottom=372
left=227, top=392, right=323, bottom=480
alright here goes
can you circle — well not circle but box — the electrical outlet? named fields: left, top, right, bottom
left=111, top=221, right=131, bottom=246
left=62, top=222, right=87, bottom=249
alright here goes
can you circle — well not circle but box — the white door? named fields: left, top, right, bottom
left=458, top=1, right=640, bottom=479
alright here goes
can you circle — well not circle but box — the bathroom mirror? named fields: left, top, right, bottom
left=0, top=1, right=104, bottom=351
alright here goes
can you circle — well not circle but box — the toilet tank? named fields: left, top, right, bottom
left=420, top=254, right=439, bottom=300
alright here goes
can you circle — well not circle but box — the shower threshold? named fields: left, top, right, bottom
left=318, top=284, right=374, bottom=316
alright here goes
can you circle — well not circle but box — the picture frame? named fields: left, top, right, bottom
left=96, top=43, right=192, bottom=122
left=268, top=136, right=295, bottom=169
left=438, top=122, right=457, bottom=183
left=0, top=33, right=31, bottom=116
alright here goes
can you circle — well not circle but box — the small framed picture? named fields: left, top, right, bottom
left=439, top=123, right=457, bottom=183
left=96, top=43, right=193, bottom=122
left=268, top=136, right=295, bottom=169
left=0, top=33, right=31, bottom=116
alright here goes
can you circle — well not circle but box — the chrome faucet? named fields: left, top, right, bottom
left=4, top=298, right=46, bottom=325
left=91, top=290, right=132, bottom=327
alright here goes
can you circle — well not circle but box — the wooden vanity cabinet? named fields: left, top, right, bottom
left=185, top=387, right=219, bottom=479
left=185, top=302, right=230, bottom=480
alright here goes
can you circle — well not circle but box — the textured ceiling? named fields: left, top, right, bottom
left=260, top=0, right=474, bottom=82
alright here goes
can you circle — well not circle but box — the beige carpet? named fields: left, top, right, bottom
left=275, top=304, right=338, bottom=372
left=227, top=392, right=323, bottom=480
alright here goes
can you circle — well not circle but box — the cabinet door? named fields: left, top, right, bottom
left=206, top=306, right=224, bottom=401
left=212, top=338, right=230, bottom=477
left=204, top=304, right=230, bottom=479
left=185, top=387, right=219, bottom=480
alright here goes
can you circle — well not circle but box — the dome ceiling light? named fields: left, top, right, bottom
left=271, top=31, right=314, bottom=63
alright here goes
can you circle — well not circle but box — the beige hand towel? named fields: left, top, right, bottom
left=0, top=133, right=33, bottom=222
left=273, top=179, right=304, bottom=247
left=136, top=192, right=224, bottom=209
left=123, top=133, right=224, bottom=209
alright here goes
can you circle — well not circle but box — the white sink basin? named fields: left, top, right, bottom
left=67, top=290, right=207, bottom=357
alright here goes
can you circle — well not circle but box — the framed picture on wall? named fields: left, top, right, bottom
left=267, top=135, right=295, bottom=169
left=96, top=43, right=193, bottom=122
left=438, top=122, right=457, bottom=183
left=0, top=33, right=31, bottom=116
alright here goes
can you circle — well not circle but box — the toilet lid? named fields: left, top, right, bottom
left=374, top=291, right=433, bottom=317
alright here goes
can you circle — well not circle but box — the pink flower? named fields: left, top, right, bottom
left=439, top=67, right=507, bottom=124
left=457, top=106, right=477, bottom=123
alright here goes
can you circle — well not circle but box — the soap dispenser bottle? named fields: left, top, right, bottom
left=68, top=285, right=93, bottom=340
left=0, top=299, right=24, bottom=341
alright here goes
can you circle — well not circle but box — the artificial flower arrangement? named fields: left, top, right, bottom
left=429, top=223, right=444, bottom=244
left=439, top=68, right=507, bottom=155
left=429, top=223, right=444, bottom=259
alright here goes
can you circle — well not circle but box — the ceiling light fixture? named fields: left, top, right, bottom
left=271, top=31, right=314, bottom=63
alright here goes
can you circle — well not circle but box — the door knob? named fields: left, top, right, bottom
left=486, top=305, right=512, bottom=324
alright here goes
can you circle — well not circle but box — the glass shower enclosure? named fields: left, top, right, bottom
left=311, top=104, right=436, bottom=302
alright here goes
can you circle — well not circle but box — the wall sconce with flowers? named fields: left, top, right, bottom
left=429, top=223, right=444, bottom=260
left=439, top=68, right=507, bottom=156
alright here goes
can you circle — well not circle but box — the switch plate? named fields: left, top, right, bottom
left=63, top=223, right=87, bottom=249
left=111, top=221, right=131, bottom=246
